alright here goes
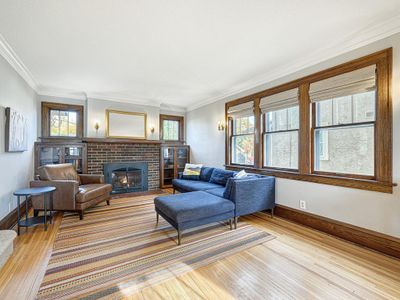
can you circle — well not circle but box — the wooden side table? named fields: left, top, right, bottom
left=13, top=186, right=56, bottom=235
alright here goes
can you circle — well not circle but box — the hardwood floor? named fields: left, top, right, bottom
left=0, top=194, right=399, bottom=300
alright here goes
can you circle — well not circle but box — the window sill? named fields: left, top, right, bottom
left=225, top=165, right=394, bottom=193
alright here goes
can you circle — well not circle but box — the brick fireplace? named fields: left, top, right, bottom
left=84, top=139, right=160, bottom=191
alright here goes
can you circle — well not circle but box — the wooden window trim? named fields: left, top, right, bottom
left=225, top=48, right=394, bottom=193
left=159, top=114, right=184, bottom=142
left=41, top=102, right=84, bottom=139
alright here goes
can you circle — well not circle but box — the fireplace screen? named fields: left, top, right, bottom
left=112, top=168, right=142, bottom=191
left=104, top=162, right=148, bottom=194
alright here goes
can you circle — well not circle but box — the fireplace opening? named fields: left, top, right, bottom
left=104, top=162, right=148, bottom=194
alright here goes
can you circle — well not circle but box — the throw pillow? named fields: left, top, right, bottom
left=182, top=163, right=203, bottom=180
left=209, top=168, right=235, bottom=186
left=234, top=170, right=248, bottom=179
left=200, top=167, right=214, bottom=181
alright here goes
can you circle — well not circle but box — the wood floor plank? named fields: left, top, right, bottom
left=1, top=192, right=399, bottom=300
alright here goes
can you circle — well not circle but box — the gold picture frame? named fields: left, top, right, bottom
left=106, top=109, right=147, bottom=139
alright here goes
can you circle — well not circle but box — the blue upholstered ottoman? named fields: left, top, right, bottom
left=154, top=191, right=235, bottom=245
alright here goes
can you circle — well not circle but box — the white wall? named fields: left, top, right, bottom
left=0, top=55, right=37, bottom=221
left=186, top=32, right=400, bottom=238
left=187, top=100, right=226, bottom=168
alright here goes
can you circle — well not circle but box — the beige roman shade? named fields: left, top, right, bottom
left=227, top=101, right=254, bottom=118
left=260, top=88, right=299, bottom=113
left=309, top=65, right=376, bottom=102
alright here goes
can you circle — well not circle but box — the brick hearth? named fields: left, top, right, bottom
left=86, top=142, right=160, bottom=191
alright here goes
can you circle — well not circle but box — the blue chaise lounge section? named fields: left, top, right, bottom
left=154, top=167, right=275, bottom=244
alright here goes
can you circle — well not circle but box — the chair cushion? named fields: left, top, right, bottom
left=205, top=187, right=226, bottom=198
left=200, top=167, right=215, bottom=181
left=154, top=191, right=234, bottom=223
left=76, top=184, right=112, bottom=203
left=209, top=169, right=236, bottom=186
left=38, top=163, right=80, bottom=182
left=172, top=179, right=222, bottom=192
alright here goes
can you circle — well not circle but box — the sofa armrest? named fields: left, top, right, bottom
left=178, top=172, right=183, bottom=179
left=79, top=174, right=105, bottom=184
left=30, top=180, right=79, bottom=211
left=225, top=176, right=275, bottom=217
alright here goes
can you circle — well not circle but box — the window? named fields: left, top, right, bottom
left=227, top=101, right=255, bottom=165
left=50, top=110, right=77, bottom=137
left=41, top=102, right=83, bottom=138
left=225, top=49, right=392, bottom=193
left=261, top=88, right=299, bottom=169
left=163, top=120, right=179, bottom=140
left=310, top=65, right=376, bottom=178
left=231, top=115, right=255, bottom=165
left=160, top=114, right=184, bottom=141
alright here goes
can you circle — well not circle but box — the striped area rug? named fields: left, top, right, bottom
left=37, top=193, right=275, bottom=299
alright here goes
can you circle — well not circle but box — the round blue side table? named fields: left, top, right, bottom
left=13, top=186, right=56, bottom=235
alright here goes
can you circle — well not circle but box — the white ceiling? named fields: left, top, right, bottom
left=1, top=0, right=400, bottom=111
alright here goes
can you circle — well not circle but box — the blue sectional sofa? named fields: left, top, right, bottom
left=172, top=167, right=276, bottom=218
left=154, top=167, right=275, bottom=245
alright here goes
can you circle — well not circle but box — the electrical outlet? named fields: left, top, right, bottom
left=299, top=200, right=307, bottom=210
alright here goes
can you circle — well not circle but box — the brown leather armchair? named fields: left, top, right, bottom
left=30, top=164, right=112, bottom=219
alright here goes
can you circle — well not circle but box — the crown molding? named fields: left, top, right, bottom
left=186, top=13, right=400, bottom=111
left=87, top=92, right=162, bottom=108
left=37, top=87, right=88, bottom=101
left=0, top=33, right=38, bottom=91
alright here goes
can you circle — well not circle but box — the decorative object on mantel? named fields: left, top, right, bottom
left=5, top=107, right=28, bottom=152
left=106, top=109, right=147, bottom=139
left=0, top=230, right=17, bottom=270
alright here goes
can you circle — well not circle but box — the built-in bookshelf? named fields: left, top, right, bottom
left=160, top=145, right=190, bottom=188
left=34, top=141, right=87, bottom=176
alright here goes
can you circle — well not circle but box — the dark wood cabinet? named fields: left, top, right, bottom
left=160, top=145, right=190, bottom=188
left=34, top=141, right=87, bottom=176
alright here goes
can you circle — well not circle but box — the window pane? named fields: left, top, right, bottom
left=50, top=110, right=60, bottom=136
left=353, top=91, right=375, bottom=123
left=59, top=111, right=69, bottom=136
left=314, top=125, right=374, bottom=176
left=163, top=120, right=179, bottom=140
left=316, top=91, right=375, bottom=127
left=288, top=106, right=299, bottom=130
left=265, top=106, right=298, bottom=132
left=68, top=111, right=77, bottom=137
left=264, top=131, right=298, bottom=169
left=234, top=116, right=254, bottom=135
left=232, top=134, right=254, bottom=165
left=316, top=99, right=333, bottom=127
left=333, top=96, right=352, bottom=125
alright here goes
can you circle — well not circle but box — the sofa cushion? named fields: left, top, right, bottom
left=200, top=167, right=214, bottom=182
left=154, top=191, right=235, bottom=223
left=76, top=184, right=112, bottom=203
left=172, top=179, right=222, bottom=192
left=38, top=163, right=80, bottom=182
left=209, top=169, right=236, bottom=186
left=205, top=187, right=226, bottom=198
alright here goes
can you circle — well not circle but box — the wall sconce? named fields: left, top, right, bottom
left=94, top=122, right=100, bottom=135
left=217, top=121, right=225, bottom=131
left=150, top=125, right=155, bottom=133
